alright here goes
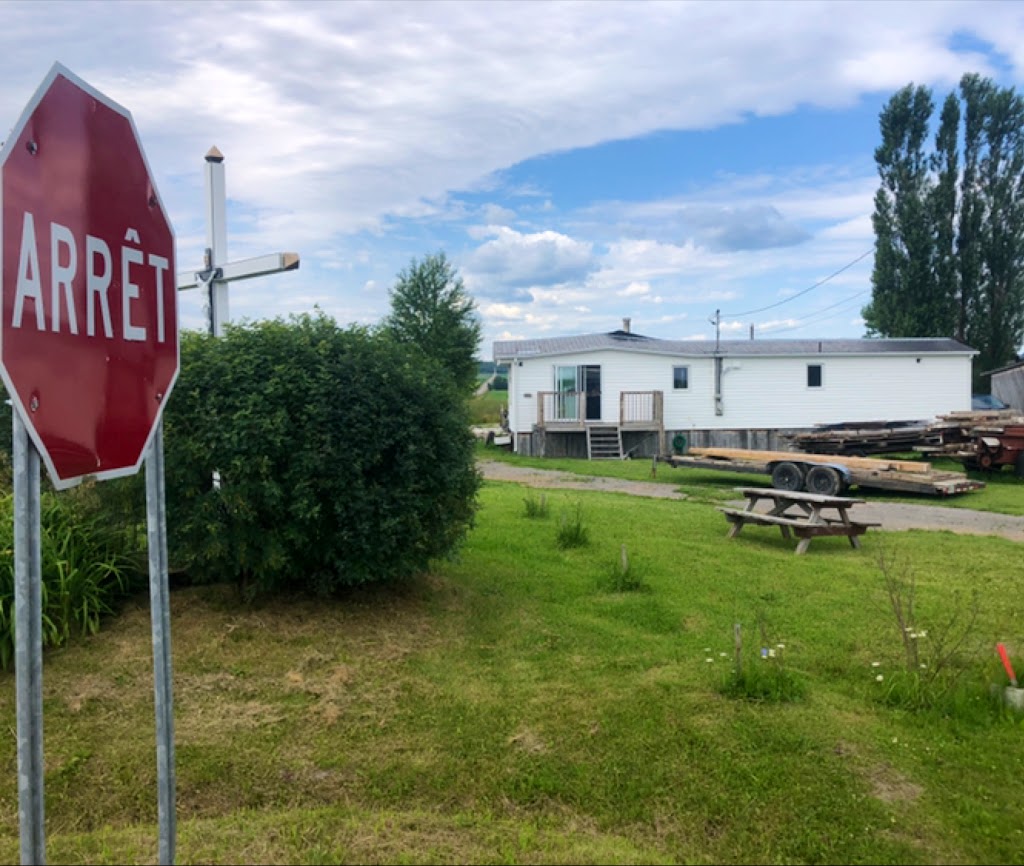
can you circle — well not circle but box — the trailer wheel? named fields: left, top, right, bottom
left=806, top=465, right=843, bottom=496
left=771, top=461, right=805, bottom=491
left=1016, top=452, right=1024, bottom=479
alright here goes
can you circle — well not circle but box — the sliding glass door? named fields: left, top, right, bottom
left=553, top=365, right=601, bottom=421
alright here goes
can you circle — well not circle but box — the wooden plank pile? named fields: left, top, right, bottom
left=786, top=420, right=940, bottom=456
left=915, top=409, right=1024, bottom=457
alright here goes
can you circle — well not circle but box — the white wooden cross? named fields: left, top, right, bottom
left=176, top=147, right=300, bottom=335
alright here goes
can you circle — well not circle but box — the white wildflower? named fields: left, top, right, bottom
left=871, top=662, right=881, bottom=668
left=876, top=674, right=884, bottom=682
left=706, top=658, right=714, bottom=663
left=768, top=648, right=777, bottom=658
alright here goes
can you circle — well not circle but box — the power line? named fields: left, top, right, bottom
left=765, top=290, right=869, bottom=335
left=723, top=249, right=873, bottom=319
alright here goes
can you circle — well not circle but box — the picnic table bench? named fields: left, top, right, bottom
left=718, top=486, right=880, bottom=554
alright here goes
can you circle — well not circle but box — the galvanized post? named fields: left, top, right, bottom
left=13, top=411, right=45, bottom=865
left=146, top=422, right=176, bottom=864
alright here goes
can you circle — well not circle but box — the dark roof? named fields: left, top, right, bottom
left=493, top=331, right=975, bottom=361
left=984, top=358, right=1024, bottom=376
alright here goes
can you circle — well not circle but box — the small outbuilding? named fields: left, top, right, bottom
left=988, top=359, right=1024, bottom=412
left=493, top=324, right=975, bottom=458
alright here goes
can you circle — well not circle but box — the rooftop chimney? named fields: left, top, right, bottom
left=622, top=317, right=631, bottom=334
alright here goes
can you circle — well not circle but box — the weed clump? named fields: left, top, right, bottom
left=523, top=492, right=549, bottom=519
left=713, top=616, right=806, bottom=704
left=605, top=544, right=646, bottom=592
left=555, top=502, right=589, bottom=549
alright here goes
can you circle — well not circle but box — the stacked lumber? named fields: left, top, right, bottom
left=917, top=409, right=1024, bottom=456
left=787, top=420, right=939, bottom=456
left=686, top=447, right=932, bottom=474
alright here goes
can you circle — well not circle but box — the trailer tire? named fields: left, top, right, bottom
left=771, top=461, right=805, bottom=492
left=806, top=465, right=843, bottom=496
left=1016, top=452, right=1024, bottom=479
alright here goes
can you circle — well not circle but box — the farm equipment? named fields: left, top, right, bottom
left=911, top=410, right=1024, bottom=477
left=951, top=425, right=1024, bottom=476
left=664, top=447, right=985, bottom=496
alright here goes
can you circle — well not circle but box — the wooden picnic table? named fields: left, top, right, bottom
left=718, top=486, right=879, bottom=554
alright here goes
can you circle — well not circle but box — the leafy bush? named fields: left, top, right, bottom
left=489, top=375, right=508, bottom=391
left=162, top=314, right=480, bottom=597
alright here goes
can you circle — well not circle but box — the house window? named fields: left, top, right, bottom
left=673, top=366, right=689, bottom=390
left=807, top=364, right=823, bottom=388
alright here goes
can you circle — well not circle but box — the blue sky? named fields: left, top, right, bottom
left=2, top=0, right=1023, bottom=357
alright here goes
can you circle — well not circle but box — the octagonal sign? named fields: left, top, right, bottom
left=0, top=63, right=178, bottom=489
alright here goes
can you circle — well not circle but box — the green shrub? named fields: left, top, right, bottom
left=162, top=314, right=480, bottom=598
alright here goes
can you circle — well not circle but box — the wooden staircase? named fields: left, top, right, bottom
left=587, top=425, right=623, bottom=459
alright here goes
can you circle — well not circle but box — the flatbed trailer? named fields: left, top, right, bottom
left=664, top=447, right=985, bottom=497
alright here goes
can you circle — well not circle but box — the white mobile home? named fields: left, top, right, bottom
left=493, top=327, right=975, bottom=458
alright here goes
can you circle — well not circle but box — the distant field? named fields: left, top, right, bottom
left=469, top=388, right=506, bottom=426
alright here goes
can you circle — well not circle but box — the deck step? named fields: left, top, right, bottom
left=587, top=425, right=623, bottom=460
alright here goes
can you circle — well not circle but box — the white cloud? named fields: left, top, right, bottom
left=465, top=227, right=596, bottom=293
left=618, top=281, right=651, bottom=297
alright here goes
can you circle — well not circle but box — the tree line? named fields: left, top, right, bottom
left=863, top=74, right=1024, bottom=385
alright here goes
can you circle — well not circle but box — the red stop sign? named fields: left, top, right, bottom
left=0, top=64, right=178, bottom=489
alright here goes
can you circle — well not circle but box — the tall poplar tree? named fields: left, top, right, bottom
left=863, top=74, right=1024, bottom=384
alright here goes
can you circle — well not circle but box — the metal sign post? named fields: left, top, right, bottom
left=146, top=422, right=176, bottom=864
left=12, top=412, right=44, bottom=865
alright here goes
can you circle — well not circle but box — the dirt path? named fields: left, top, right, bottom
left=477, top=459, right=1024, bottom=542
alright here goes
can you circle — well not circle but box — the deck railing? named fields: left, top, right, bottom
left=536, top=390, right=663, bottom=427
left=538, top=390, right=584, bottom=426
left=620, top=390, right=663, bottom=427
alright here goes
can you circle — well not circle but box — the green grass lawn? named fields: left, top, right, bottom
left=1, top=479, right=1023, bottom=864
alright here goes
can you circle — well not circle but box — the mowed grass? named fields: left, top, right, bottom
left=1, top=479, right=1023, bottom=863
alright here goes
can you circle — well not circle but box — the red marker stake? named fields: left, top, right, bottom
left=997, top=643, right=1018, bottom=687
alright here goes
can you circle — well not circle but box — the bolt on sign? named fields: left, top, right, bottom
left=1, top=64, right=179, bottom=489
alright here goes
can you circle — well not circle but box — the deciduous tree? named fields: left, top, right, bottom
left=383, top=252, right=482, bottom=394
left=863, top=75, right=1024, bottom=384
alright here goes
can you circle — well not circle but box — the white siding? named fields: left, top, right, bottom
left=709, top=354, right=971, bottom=427
left=507, top=349, right=972, bottom=435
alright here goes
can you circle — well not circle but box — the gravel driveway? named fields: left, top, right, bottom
left=478, top=459, right=1024, bottom=542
